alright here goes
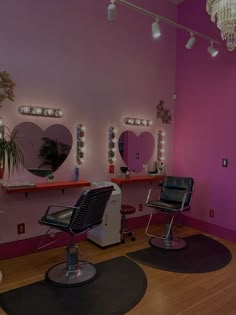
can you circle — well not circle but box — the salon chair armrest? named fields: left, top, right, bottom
left=179, top=190, right=193, bottom=211
left=146, top=187, right=162, bottom=205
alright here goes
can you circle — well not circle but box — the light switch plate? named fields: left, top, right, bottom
left=222, top=158, right=228, bottom=167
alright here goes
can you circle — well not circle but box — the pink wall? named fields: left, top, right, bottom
left=0, top=0, right=177, bottom=246
left=174, top=0, right=236, bottom=237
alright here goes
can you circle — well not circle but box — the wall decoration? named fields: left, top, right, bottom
left=156, top=100, right=171, bottom=124
left=0, top=71, right=15, bottom=106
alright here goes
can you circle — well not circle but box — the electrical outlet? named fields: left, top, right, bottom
left=209, top=209, right=214, bottom=218
left=139, top=204, right=143, bottom=211
left=109, top=164, right=114, bottom=174
left=17, top=223, right=25, bottom=234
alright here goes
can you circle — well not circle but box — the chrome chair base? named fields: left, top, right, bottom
left=149, top=237, right=187, bottom=250
left=46, top=261, right=96, bottom=287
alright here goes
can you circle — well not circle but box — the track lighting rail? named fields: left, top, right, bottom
left=113, top=0, right=221, bottom=46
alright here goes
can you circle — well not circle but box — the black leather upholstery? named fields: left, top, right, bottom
left=147, top=176, right=194, bottom=213
left=145, top=176, right=194, bottom=250
left=40, top=186, right=114, bottom=234
left=39, top=185, right=114, bottom=286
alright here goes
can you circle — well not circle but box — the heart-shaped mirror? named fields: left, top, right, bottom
left=13, top=122, right=72, bottom=177
left=118, top=131, right=154, bottom=172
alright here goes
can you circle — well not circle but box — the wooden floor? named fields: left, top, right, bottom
left=1, top=225, right=236, bottom=315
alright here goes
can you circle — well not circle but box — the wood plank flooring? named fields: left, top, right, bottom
left=0, top=225, right=236, bottom=315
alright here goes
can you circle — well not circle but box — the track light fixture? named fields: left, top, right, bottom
left=108, top=0, right=220, bottom=56
left=108, top=0, right=116, bottom=21
left=185, top=32, right=196, bottom=50
left=152, top=17, right=161, bottom=39
left=207, top=41, right=219, bottom=57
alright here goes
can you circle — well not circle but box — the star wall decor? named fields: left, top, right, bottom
left=156, top=100, right=171, bottom=124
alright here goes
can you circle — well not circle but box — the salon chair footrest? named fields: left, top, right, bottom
left=46, top=260, right=96, bottom=287
left=149, top=237, right=187, bottom=250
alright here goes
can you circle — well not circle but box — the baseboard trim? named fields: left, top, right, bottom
left=0, top=214, right=235, bottom=259
left=182, top=215, right=236, bottom=243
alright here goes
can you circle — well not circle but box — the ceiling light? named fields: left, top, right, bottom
left=185, top=32, right=196, bottom=49
left=108, top=0, right=116, bottom=21
left=152, top=17, right=161, bottom=39
left=206, top=0, right=236, bottom=51
left=208, top=41, right=219, bottom=57
left=108, top=0, right=220, bottom=56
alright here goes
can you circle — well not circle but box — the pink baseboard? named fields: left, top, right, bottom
left=1, top=214, right=235, bottom=260
left=0, top=232, right=87, bottom=260
left=182, top=215, right=236, bottom=243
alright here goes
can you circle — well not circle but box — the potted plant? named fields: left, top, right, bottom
left=0, top=125, right=24, bottom=178
left=0, top=71, right=24, bottom=178
left=38, top=137, right=71, bottom=173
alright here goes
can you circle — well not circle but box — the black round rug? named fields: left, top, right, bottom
left=0, top=256, right=147, bottom=315
left=127, top=234, right=232, bottom=273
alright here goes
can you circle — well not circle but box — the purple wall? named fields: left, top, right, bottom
left=174, top=0, right=236, bottom=239
left=0, top=0, right=177, bottom=247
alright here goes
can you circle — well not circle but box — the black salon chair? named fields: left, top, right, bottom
left=145, top=176, right=194, bottom=250
left=39, top=185, right=113, bottom=287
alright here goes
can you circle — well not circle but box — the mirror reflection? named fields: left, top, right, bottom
left=118, top=130, right=155, bottom=172
left=13, top=122, right=72, bottom=177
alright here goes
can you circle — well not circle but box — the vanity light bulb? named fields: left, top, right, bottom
left=80, top=125, right=86, bottom=131
left=112, top=138, right=117, bottom=144
left=160, top=149, right=165, bottom=153
left=56, top=110, right=63, bottom=117
left=128, top=119, right=134, bottom=125
left=161, top=131, right=166, bottom=136
left=135, top=119, right=141, bottom=125
left=35, top=107, right=42, bottom=115
left=111, top=148, right=116, bottom=152
left=23, top=106, right=30, bottom=113
left=160, top=156, right=165, bottom=161
left=160, top=140, right=165, bottom=144
left=79, top=142, right=84, bottom=149
left=148, top=120, right=153, bottom=126
left=47, top=108, right=54, bottom=116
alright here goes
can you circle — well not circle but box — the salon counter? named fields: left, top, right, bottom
left=1, top=180, right=91, bottom=196
left=111, top=175, right=165, bottom=185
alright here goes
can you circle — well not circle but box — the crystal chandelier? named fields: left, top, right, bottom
left=206, top=0, right=236, bottom=51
